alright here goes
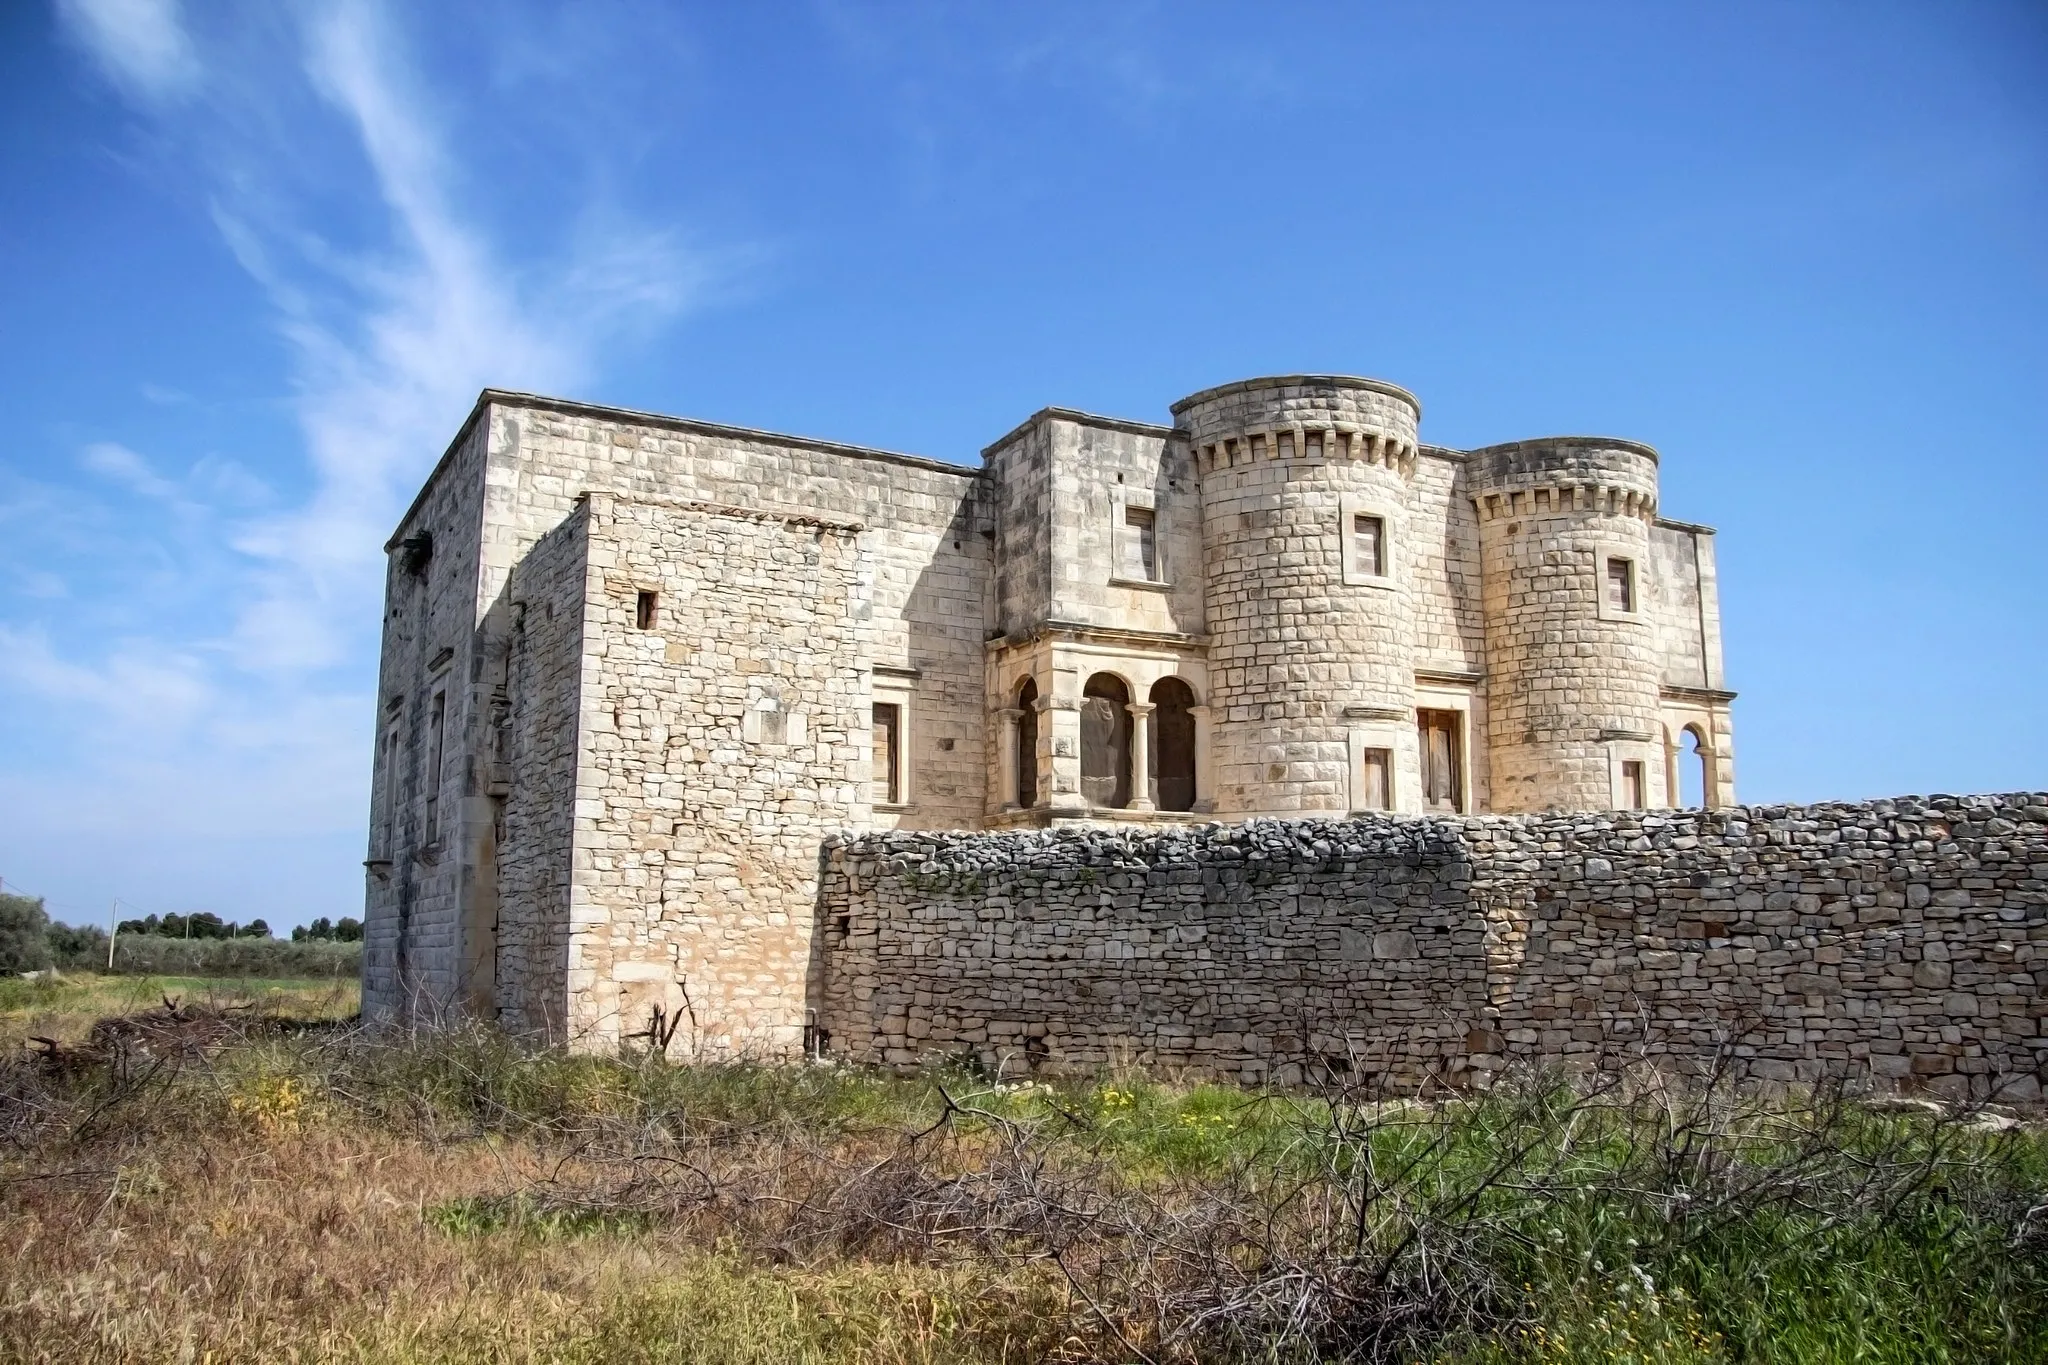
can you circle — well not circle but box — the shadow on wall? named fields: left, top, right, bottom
left=807, top=797, right=2048, bottom=1100
left=807, top=817, right=1496, bottom=1085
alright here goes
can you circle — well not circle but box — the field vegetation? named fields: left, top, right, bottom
left=1, top=988, right=2043, bottom=1363
left=1, top=890, right=363, bottom=980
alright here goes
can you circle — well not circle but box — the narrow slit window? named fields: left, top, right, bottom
left=635, top=590, right=658, bottom=630
left=1621, top=759, right=1647, bottom=810
left=872, top=703, right=902, bottom=806
left=1606, top=557, right=1635, bottom=614
left=1357, top=747, right=1391, bottom=811
left=423, top=691, right=447, bottom=844
left=379, top=722, right=401, bottom=856
left=1123, top=507, right=1158, bottom=581
left=1352, top=514, right=1386, bottom=578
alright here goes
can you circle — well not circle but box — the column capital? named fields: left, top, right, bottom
left=1125, top=701, right=1157, bottom=717
left=996, top=708, right=1024, bottom=724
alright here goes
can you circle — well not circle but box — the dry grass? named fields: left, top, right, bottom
left=2, top=995, right=2043, bottom=1364
left=2, top=1138, right=1058, bottom=1362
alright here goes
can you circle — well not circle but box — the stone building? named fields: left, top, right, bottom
left=362, top=374, right=1735, bottom=1048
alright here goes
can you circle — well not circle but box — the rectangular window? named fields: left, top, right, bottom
left=1418, top=709, right=1463, bottom=813
left=423, top=690, right=446, bottom=844
left=1606, top=557, right=1635, bottom=614
left=1122, top=507, right=1158, bottom=581
left=635, top=590, right=658, bottom=630
left=1622, top=759, right=1647, bottom=810
left=1352, top=514, right=1386, bottom=578
left=872, top=702, right=902, bottom=806
left=1357, top=747, right=1391, bottom=811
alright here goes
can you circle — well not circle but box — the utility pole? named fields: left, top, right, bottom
left=107, top=898, right=118, bottom=971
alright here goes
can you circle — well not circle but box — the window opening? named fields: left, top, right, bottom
left=1356, top=747, right=1391, bottom=811
left=1681, top=726, right=1709, bottom=809
left=423, top=691, right=447, bottom=844
left=1148, top=676, right=1197, bottom=813
left=1417, top=709, right=1463, bottom=814
left=1122, top=507, right=1158, bottom=581
left=1352, top=513, right=1386, bottom=578
left=1015, top=678, right=1039, bottom=809
left=1606, top=557, right=1635, bottom=614
left=1622, top=759, right=1647, bottom=810
left=1080, top=673, right=1132, bottom=808
left=635, top=590, right=658, bottom=630
left=872, top=703, right=902, bottom=806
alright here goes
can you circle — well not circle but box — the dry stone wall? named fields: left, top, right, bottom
left=816, top=793, right=2048, bottom=1100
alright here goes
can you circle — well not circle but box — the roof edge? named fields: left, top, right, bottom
left=1170, top=374, right=1422, bottom=419
left=980, top=405, right=1176, bottom=458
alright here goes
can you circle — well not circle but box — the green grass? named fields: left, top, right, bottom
left=0, top=969, right=357, bottom=1045
left=4, top=1004, right=2044, bottom=1363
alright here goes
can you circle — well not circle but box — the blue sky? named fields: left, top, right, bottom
left=1, top=1, right=2043, bottom=930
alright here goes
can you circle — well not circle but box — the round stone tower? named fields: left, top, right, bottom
left=1173, top=375, right=1421, bottom=816
left=1466, top=437, right=1663, bottom=812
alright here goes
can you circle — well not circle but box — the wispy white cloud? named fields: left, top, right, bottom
left=80, top=440, right=182, bottom=502
left=10, top=0, right=712, bottom=916
left=55, top=0, right=202, bottom=102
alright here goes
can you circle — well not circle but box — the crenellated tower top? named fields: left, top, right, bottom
left=1174, top=375, right=1422, bottom=480
left=1463, top=435, right=1660, bottom=524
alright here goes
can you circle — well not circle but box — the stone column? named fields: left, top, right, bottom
left=1189, top=704, right=1215, bottom=812
left=996, top=708, right=1023, bottom=811
left=1126, top=701, right=1156, bottom=812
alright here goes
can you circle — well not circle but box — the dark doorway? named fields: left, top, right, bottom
left=1080, top=673, right=1131, bottom=808
left=1417, top=708, right=1463, bottom=813
left=1015, top=677, right=1039, bottom=809
left=1149, top=677, right=1197, bottom=812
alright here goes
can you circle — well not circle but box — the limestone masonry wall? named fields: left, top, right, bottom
left=815, top=793, right=2048, bottom=1099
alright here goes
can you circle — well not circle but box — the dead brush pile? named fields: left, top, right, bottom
left=2, top=1010, right=2046, bottom=1363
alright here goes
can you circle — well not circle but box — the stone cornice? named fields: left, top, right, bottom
left=1661, top=683, right=1738, bottom=705
left=987, top=620, right=1209, bottom=654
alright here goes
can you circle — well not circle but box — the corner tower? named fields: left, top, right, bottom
left=1467, top=437, right=1664, bottom=812
left=1175, top=376, right=1421, bottom=816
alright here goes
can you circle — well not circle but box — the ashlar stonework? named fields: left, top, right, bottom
left=364, top=374, right=1761, bottom=1060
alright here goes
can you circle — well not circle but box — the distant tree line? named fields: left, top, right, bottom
left=1, top=891, right=362, bottom=978
left=292, top=916, right=363, bottom=943
left=117, top=911, right=274, bottom=940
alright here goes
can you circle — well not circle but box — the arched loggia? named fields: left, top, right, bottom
left=1080, top=673, right=1132, bottom=808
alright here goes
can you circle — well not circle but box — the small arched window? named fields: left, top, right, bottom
left=1148, top=677, right=1197, bottom=812
left=1080, top=673, right=1132, bottom=809
left=1015, top=677, right=1039, bottom=809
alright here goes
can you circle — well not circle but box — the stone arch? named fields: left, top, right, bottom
left=1015, top=677, right=1039, bottom=809
left=1681, top=723, right=1712, bottom=809
left=1080, top=672, right=1132, bottom=808
left=1148, top=676, right=1197, bottom=812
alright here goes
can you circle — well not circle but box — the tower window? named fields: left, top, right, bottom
left=635, top=590, right=658, bottom=630
left=1606, top=557, right=1635, bottom=614
left=1621, top=760, right=1647, bottom=810
left=872, top=702, right=903, bottom=806
left=1352, top=514, right=1386, bottom=578
left=1122, top=507, right=1158, bottom=581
